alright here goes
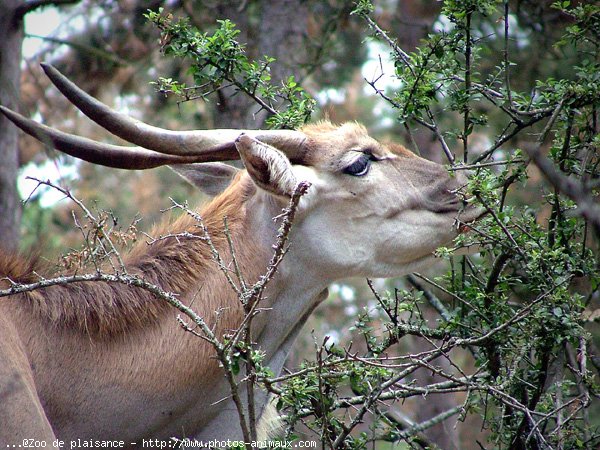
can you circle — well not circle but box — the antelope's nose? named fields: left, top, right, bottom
left=423, top=169, right=469, bottom=214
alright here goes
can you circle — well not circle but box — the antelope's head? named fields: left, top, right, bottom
left=1, top=64, right=482, bottom=281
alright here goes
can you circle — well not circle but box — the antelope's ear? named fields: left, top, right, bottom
left=170, top=163, right=239, bottom=196
left=235, top=134, right=298, bottom=197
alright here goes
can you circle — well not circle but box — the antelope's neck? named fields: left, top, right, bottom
left=242, top=192, right=330, bottom=373
left=154, top=183, right=327, bottom=367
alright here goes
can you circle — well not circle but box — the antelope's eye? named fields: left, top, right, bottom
left=343, top=153, right=372, bottom=177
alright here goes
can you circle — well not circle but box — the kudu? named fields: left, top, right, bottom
left=0, top=64, right=482, bottom=445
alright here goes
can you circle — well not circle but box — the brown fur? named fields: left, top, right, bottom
left=0, top=173, right=257, bottom=338
left=301, top=120, right=367, bottom=136
left=0, top=252, right=41, bottom=287
left=301, top=122, right=413, bottom=158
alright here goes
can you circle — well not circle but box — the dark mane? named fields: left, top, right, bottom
left=0, top=175, right=253, bottom=337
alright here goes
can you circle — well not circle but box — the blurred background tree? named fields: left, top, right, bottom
left=3, top=0, right=599, bottom=448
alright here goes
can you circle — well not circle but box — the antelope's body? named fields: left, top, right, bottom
left=0, top=65, right=482, bottom=444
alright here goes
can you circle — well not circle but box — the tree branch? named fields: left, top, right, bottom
left=526, top=147, right=600, bottom=236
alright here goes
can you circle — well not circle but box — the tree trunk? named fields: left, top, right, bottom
left=210, top=2, right=253, bottom=129
left=258, top=0, right=308, bottom=93
left=212, top=0, right=308, bottom=130
left=0, top=1, right=23, bottom=251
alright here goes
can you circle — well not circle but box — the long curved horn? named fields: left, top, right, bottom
left=0, top=106, right=228, bottom=169
left=40, top=63, right=307, bottom=159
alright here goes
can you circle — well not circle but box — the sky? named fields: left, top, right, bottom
left=19, top=7, right=77, bottom=206
left=23, top=6, right=63, bottom=58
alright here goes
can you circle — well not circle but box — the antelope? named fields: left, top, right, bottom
left=0, top=64, right=482, bottom=445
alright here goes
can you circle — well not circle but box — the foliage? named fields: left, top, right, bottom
left=290, top=1, right=599, bottom=448
left=145, top=8, right=315, bottom=129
